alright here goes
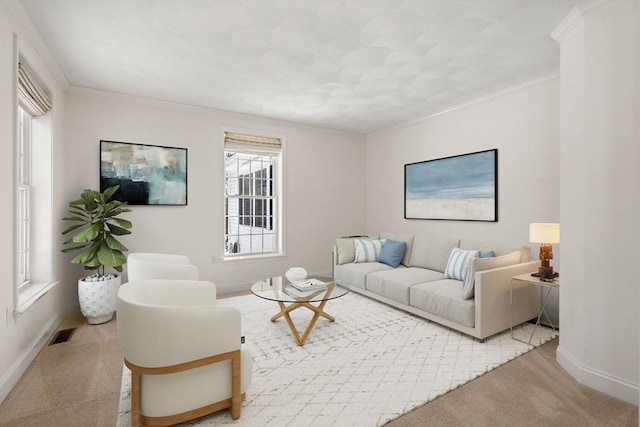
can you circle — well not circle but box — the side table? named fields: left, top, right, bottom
left=510, top=273, right=559, bottom=346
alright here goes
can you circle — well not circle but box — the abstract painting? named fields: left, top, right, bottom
left=405, top=149, right=497, bottom=221
left=100, top=140, right=187, bottom=205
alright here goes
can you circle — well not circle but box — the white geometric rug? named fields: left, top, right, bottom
left=117, top=291, right=557, bottom=426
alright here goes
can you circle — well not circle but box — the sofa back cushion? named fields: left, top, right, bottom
left=409, top=235, right=461, bottom=272
left=335, top=238, right=360, bottom=265
left=379, top=232, right=414, bottom=266
left=459, top=239, right=531, bottom=262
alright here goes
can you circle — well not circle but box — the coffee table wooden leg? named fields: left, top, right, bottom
left=272, top=299, right=334, bottom=346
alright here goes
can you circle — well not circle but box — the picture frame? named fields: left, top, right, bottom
left=404, top=149, right=497, bottom=222
left=100, top=140, right=187, bottom=205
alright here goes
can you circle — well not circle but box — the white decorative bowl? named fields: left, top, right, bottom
left=285, top=267, right=308, bottom=282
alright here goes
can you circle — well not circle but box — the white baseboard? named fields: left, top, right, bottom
left=0, top=314, right=64, bottom=404
left=557, top=345, right=639, bottom=405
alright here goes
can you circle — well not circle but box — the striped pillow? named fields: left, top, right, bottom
left=354, top=239, right=385, bottom=263
left=444, top=247, right=479, bottom=282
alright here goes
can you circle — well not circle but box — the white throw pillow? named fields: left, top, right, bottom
left=462, top=250, right=522, bottom=299
left=354, top=239, right=385, bottom=263
left=444, top=247, right=479, bottom=282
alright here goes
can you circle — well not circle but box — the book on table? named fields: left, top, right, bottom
left=289, top=278, right=328, bottom=292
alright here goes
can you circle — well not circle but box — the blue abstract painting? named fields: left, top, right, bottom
left=405, top=149, right=497, bottom=221
left=100, top=140, right=187, bottom=205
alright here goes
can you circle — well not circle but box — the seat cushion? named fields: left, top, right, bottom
left=334, top=262, right=394, bottom=290
left=367, top=267, right=444, bottom=304
left=410, top=280, right=475, bottom=328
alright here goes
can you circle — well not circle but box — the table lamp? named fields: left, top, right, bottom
left=529, top=223, right=559, bottom=279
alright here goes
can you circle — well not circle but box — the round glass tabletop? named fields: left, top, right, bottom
left=251, top=276, right=349, bottom=303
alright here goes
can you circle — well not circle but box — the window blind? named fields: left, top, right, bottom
left=224, top=132, right=281, bottom=155
left=18, top=59, right=52, bottom=117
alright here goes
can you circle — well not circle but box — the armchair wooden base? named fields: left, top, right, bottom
left=126, top=350, right=244, bottom=427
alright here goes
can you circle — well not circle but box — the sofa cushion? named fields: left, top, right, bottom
left=334, top=262, right=395, bottom=290
left=336, top=238, right=356, bottom=265
left=378, top=240, right=407, bottom=268
left=354, top=239, right=385, bottom=263
left=367, top=268, right=445, bottom=305
left=459, top=239, right=531, bottom=263
left=409, top=235, right=461, bottom=272
left=380, top=232, right=414, bottom=266
left=462, top=250, right=522, bottom=299
left=410, top=280, right=475, bottom=328
left=444, top=247, right=479, bottom=283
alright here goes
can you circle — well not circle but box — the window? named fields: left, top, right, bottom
left=14, top=56, right=54, bottom=315
left=224, top=132, right=282, bottom=258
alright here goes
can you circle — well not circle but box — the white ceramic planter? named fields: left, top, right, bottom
left=78, top=275, right=121, bottom=324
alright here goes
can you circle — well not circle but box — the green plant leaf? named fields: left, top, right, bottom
left=110, top=217, right=133, bottom=229
left=106, top=223, right=132, bottom=236
left=61, top=223, right=84, bottom=235
left=70, top=244, right=99, bottom=265
left=105, top=234, right=128, bottom=252
left=97, top=245, right=126, bottom=267
left=72, top=223, right=101, bottom=243
left=102, top=185, right=119, bottom=202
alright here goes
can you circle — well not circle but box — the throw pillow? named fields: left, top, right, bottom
left=479, top=250, right=495, bottom=258
left=462, top=250, right=522, bottom=299
left=377, top=239, right=407, bottom=268
left=354, top=239, right=385, bottom=263
left=444, top=247, right=479, bottom=282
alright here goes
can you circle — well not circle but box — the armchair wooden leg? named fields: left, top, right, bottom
left=230, top=351, right=241, bottom=419
left=130, top=370, right=141, bottom=427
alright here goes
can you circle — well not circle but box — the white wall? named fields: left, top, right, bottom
left=63, top=89, right=366, bottom=294
left=0, top=1, right=73, bottom=402
left=555, top=1, right=639, bottom=405
left=365, top=76, right=561, bottom=324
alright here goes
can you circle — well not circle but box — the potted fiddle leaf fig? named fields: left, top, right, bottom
left=62, top=185, right=132, bottom=324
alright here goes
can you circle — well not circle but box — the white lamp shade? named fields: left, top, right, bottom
left=529, top=223, right=560, bottom=244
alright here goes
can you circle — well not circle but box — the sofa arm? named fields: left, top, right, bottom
left=474, top=261, right=539, bottom=338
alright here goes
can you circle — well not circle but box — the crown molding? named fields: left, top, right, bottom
left=5, top=0, right=69, bottom=89
left=550, top=6, right=584, bottom=42
left=67, top=85, right=364, bottom=138
left=551, top=1, right=625, bottom=42
left=368, top=72, right=559, bottom=138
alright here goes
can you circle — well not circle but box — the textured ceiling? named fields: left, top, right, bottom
left=20, top=0, right=578, bottom=134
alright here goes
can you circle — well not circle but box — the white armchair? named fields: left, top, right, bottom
left=127, top=252, right=199, bottom=281
left=116, top=280, right=252, bottom=426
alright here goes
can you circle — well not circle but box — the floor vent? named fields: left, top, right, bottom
left=49, top=328, right=76, bottom=345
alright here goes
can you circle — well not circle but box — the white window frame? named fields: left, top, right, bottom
left=16, top=106, right=31, bottom=291
left=223, top=131, right=284, bottom=260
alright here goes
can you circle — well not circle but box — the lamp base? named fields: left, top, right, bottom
left=531, top=271, right=559, bottom=280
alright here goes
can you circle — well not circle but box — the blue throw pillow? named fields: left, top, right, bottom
left=378, top=239, right=407, bottom=268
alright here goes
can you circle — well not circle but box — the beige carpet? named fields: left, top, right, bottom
left=0, top=313, right=637, bottom=427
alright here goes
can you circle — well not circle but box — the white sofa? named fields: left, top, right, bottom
left=333, top=232, right=540, bottom=342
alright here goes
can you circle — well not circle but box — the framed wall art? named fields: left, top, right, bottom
left=100, top=140, right=187, bottom=205
left=404, top=149, right=497, bottom=222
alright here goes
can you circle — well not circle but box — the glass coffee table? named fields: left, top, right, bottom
left=251, top=276, right=349, bottom=346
